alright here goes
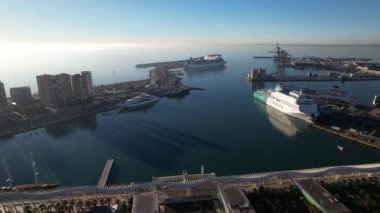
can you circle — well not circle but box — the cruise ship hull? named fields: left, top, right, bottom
left=120, top=99, right=159, bottom=110
left=184, top=61, right=226, bottom=69
left=253, top=90, right=318, bottom=122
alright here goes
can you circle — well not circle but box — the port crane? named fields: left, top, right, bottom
left=268, top=43, right=292, bottom=67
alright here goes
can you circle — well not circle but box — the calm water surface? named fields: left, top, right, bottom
left=0, top=44, right=379, bottom=186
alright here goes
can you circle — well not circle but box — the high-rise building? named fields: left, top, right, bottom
left=0, top=81, right=7, bottom=105
left=71, top=71, right=93, bottom=100
left=36, top=73, right=73, bottom=106
left=71, top=74, right=82, bottom=99
left=10, top=86, right=32, bottom=105
left=81, top=71, right=93, bottom=97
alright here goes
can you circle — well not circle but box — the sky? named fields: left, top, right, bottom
left=0, top=0, right=380, bottom=45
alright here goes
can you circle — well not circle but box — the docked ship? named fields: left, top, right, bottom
left=183, top=54, right=227, bottom=69
left=253, top=85, right=320, bottom=122
left=282, top=85, right=357, bottom=103
left=118, top=94, right=159, bottom=110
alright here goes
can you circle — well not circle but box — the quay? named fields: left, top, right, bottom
left=309, top=123, right=380, bottom=150
left=97, top=159, right=114, bottom=188
left=248, top=75, right=380, bottom=82
left=135, top=60, right=186, bottom=69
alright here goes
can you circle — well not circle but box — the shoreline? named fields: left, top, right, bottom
left=0, top=105, right=118, bottom=139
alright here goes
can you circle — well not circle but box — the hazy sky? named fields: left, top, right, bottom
left=1, top=0, right=380, bottom=44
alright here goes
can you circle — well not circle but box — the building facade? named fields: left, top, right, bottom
left=71, top=74, right=82, bottom=100
left=36, top=74, right=73, bottom=106
left=81, top=71, right=93, bottom=97
left=0, top=81, right=7, bottom=105
left=71, top=71, right=93, bottom=100
left=10, top=86, right=32, bottom=105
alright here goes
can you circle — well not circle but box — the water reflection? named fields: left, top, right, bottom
left=184, top=66, right=225, bottom=77
left=253, top=99, right=306, bottom=137
left=45, top=115, right=97, bottom=138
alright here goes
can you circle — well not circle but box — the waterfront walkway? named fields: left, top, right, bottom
left=0, top=163, right=379, bottom=203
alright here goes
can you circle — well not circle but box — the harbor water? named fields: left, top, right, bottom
left=0, top=44, right=379, bottom=186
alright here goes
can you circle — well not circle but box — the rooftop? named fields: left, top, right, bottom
left=294, top=179, right=350, bottom=213
left=219, top=186, right=256, bottom=213
left=132, top=192, right=159, bottom=213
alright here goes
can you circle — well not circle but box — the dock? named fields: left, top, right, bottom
left=309, top=123, right=380, bottom=150
left=97, top=159, right=114, bottom=188
left=136, top=60, right=187, bottom=69
left=248, top=75, right=380, bottom=82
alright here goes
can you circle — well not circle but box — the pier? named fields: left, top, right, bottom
left=309, top=123, right=380, bottom=150
left=136, top=60, right=187, bottom=69
left=97, top=159, right=114, bottom=188
left=248, top=75, right=380, bottom=82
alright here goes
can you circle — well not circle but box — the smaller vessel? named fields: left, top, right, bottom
left=184, top=54, right=226, bottom=69
left=1, top=184, right=60, bottom=192
left=373, top=95, right=380, bottom=106
left=118, top=94, right=159, bottom=110
left=337, top=145, right=344, bottom=151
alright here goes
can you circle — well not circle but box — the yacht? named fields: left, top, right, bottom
left=118, top=94, right=159, bottom=110
left=253, top=85, right=320, bottom=122
left=183, top=54, right=226, bottom=69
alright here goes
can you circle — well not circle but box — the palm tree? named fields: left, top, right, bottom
left=99, top=198, right=106, bottom=206
left=38, top=204, right=47, bottom=212
left=106, top=198, right=111, bottom=206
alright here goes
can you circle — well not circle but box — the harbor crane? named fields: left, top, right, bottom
left=268, top=43, right=292, bottom=67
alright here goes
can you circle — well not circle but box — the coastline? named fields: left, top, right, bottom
left=0, top=105, right=118, bottom=139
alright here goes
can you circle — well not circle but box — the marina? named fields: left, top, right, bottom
left=0, top=44, right=379, bottom=188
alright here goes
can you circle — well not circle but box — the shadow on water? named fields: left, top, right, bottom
left=106, top=161, right=120, bottom=184
left=97, top=115, right=224, bottom=169
left=130, top=117, right=225, bottom=151
left=45, top=115, right=97, bottom=138
left=0, top=134, right=15, bottom=141
left=166, top=90, right=190, bottom=101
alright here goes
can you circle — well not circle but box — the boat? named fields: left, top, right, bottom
left=337, top=145, right=344, bottom=151
left=253, top=85, right=320, bottom=122
left=183, top=54, right=226, bottom=69
left=118, top=94, right=159, bottom=110
left=1, top=183, right=60, bottom=192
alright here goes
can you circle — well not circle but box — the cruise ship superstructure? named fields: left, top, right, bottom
left=183, top=54, right=226, bottom=69
left=253, top=85, right=319, bottom=122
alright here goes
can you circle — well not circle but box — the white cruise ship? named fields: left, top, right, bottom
left=118, top=94, right=159, bottom=110
left=253, top=85, right=319, bottom=122
left=183, top=54, right=226, bottom=69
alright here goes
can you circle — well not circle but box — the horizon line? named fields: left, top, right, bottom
left=1, top=41, right=380, bottom=47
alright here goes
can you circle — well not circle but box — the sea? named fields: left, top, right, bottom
left=0, top=44, right=379, bottom=186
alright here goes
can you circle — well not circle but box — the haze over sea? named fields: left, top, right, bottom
left=0, top=44, right=379, bottom=186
